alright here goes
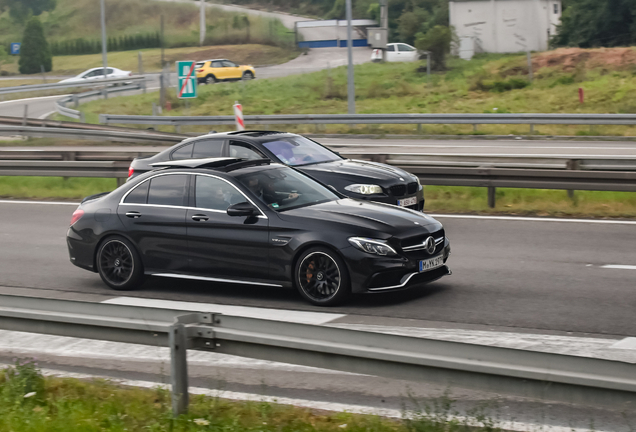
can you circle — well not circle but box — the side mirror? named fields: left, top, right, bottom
left=227, top=202, right=258, bottom=217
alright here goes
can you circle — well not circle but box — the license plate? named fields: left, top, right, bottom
left=419, top=255, right=444, bottom=272
left=398, top=196, right=417, bottom=207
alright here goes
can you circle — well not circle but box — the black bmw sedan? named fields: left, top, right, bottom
left=68, top=158, right=450, bottom=306
left=128, top=130, right=424, bottom=211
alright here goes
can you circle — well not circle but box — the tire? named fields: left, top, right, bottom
left=242, top=71, right=254, bottom=80
left=205, top=74, right=217, bottom=84
left=294, top=247, right=350, bottom=306
left=96, top=236, right=144, bottom=291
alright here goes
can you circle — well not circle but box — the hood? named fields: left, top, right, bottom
left=297, top=159, right=416, bottom=185
left=278, top=199, right=442, bottom=239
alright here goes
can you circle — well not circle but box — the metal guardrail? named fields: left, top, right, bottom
left=99, top=113, right=636, bottom=130
left=56, top=81, right=148, bottom=120
left=0, top=293, right=634, bottom=416
left=0, top=76, right=146, bottom=96
left=0, top=160, right=129, bottom=179
left=0, top=126, right=183, bottom=144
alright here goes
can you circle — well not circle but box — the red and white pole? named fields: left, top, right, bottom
left=233, top=101, right=245, bottom=131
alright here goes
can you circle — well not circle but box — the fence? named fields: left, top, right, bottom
left=56, top=81, right=148, bottom=121
left=99, top=113, right=636, bottom=133
left=0, top=293, right=634, bottom=416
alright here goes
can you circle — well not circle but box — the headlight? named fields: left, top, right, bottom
left=413, top=176, right=423, bottom=191
left=344, top=184, right=383, bottom=195
left=348, top=237, right=397, bottom=256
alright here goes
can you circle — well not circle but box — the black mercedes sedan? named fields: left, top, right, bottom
left=128, top=130, right=425, bottom=211
left=68, top=158, right=450, bottom=306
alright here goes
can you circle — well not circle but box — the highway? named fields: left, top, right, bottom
left=1, top=200, right=634, bottom=337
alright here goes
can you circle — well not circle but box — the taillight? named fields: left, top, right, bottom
left=70, top=209, right=84, bottom=226
left=128, top=72, right=132, bottom=76
left=197, top=69, right=204, bottom=72
left=128, top=166, right=134, bottom=177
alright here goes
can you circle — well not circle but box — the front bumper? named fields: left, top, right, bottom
left=350, top=193, right=425, bottom=211
left=342, top=238, right=451, bottom=293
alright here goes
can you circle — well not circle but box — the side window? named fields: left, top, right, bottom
left=229, top=141, right=265, bottom=160
left=124, top=180, right=149, bottom=204
left=212, top=61, right=223, bottom=68
left=106, top=68, right=114, bottom=74
left=387, top=45, right=396, bottom=52
left=195, top=176, right=246, bottom=211
left=192, top=140, right=224, bottom=158
left=222, top=60, right=237, bottom=67
left=93, top=69, right=104, bottom=76
left=83, top=70, right=96, bottom=78
left=147, top=175, right=188, bottom=207
left=171, top=143, right=193, bottom=160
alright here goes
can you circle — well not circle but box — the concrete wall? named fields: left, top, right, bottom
left=450, top=0, right=562, bottom=53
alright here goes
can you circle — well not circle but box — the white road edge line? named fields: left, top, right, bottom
left=0, top=200, right=635, bottom=225
left=600, top=265, right=636, bottom=270
left=38, top=110, right=57, bottom=120
left=0, top=365, right=601, bottom=432
left=430, top=214, right=636, bottom=225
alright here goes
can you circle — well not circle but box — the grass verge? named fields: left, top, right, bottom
left=76, top=49, right=636, bottom=136
left=1, top=177, right=635, bottom=218
left=0, top=359, right=504, bottom=432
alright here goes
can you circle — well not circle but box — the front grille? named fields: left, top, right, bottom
left=407, top=182, right=418, bottom=194
left=389, top=184, right=406, bottom=197
left=401, top=229, right=445, bottom=254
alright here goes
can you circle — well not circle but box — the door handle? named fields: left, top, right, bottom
left=126, top=211, right=141, bottom=219
left=191, top=214, right=209, bottom=222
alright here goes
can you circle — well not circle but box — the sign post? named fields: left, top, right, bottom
left=176, top=61, right=197, bottom=99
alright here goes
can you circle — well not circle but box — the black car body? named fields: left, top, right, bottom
left=68, top=158, right=450, bottom=305
left=128, top=131, right=424, bottom=211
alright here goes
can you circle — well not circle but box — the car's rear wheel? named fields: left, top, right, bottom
left=96, top=236, right=144, bottom=291
left=242, top=71, right=254, bottom=80
left=205, top=74, right=217, bottom=84
left=295, top=247, right=350, bottom=306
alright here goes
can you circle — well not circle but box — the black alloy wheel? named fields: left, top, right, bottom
left=295, top=248, right=350, bottom=306
left=205, top=75, right=217, bottom=84
left=96, top=237, right=144, bottom=291
left=242, top=71, right=254, bottom=80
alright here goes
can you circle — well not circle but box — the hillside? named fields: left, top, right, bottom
left=0, top=0, right=294, bottom=52
left=78, top=47, right=636, bottom=137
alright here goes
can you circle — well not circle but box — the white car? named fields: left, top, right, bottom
left=371, top=43, right=419, bottom=63
left=58, top=67, right=132, bottom=84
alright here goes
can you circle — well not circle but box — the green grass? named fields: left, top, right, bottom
left=0, top=0, right=295, bottom=53
left=76, top=50, right=636, bottom=136
left=0, top=177, right=116, bottom=200
left=0, top=359, right=504, bottom=432
left=1, top=177, right=635, bottom=218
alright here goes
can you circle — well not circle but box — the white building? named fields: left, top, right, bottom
left=450, top=0, right=562, bottom=57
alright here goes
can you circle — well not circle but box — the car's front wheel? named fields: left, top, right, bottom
left=295, top=247, right=350, bottom=306
left=96, top=236, right=144, bottom=291
left=242, top=71, right=254, bottom=80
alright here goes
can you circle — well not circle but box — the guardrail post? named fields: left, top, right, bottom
left=530, top=124, right=535, bottom=134
left=22, top=105, right=28, bottom=126
left=169, top=322, right=189, bottom=416
left=79, top=112, right=85, bottom=123
left=102, top=88, right=108, bottom=100
left=72, top=95, right=79, bottom=108
left=566, top=159, right=581, bottom=201
left=417, top=124, right=423, bottom=134
left=473, top=124, right=478, bottom=133
left=487, top=187, right=496, bottom=208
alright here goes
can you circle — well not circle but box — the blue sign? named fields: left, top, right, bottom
left=10, top=43, right=20, bottom=55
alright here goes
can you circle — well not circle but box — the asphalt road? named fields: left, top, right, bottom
left=1, top=200, right=634, bottom=337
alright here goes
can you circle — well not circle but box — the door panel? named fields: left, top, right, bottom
left=187, top=175, right=270, bottom=281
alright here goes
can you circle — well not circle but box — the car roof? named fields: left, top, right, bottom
left=199, top=59, right=229, bottom=63
left=175, top=130, right=297, bottom=147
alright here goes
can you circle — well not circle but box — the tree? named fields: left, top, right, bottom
left=552, top=0, right=636, bottom=47
left=414, top=25, right=452, bottom=70
left=2, top=0, right=56, bottom=22
left=18, top=17, right=52, bottom=74
left=0, top=46, right=12, bottom=75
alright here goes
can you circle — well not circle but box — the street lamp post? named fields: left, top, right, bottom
left=345, top=0, right=355, bottom=114
left=100, top=0, right=108, bottom=98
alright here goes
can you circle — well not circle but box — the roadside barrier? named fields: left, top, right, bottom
left=0, top=293, right=634, bottom=416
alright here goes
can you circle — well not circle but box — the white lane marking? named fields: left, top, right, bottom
left=600, top=265, right=636, bottom=270
left=611, top=338, right=636, bottom=350
left=0, top=94, right=70, bottom=105
left=38, top=110, right=56, bottom=119
left=4, top=366, right=605, bottom=432
left=0, top=199, right=79, bottom=206
left=326, top=142, right=636, bottom=151
left=102, top=297, right=345, bottom=325
left=430, top=214, right=636, bottom=225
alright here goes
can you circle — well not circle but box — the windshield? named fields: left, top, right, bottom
left=235, top=167, right=339, bottom=211
left=262, top=136, right=342, bottom=167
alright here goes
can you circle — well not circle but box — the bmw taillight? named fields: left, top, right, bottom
left=128, top=166, right=134, bottom=177
left=70, top=209, right=84, bottom=226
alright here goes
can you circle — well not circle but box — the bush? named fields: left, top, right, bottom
left=18, top=17, right=52, bottom=74
left=471, top=77, right=529, bottom=92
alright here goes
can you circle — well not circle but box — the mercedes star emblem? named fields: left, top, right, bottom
left=424, top=236, right=436, bottom=254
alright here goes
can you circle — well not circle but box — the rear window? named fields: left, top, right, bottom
left=124, top=181, right=149, bottom=204
left=147, top=175, right=188, bottom=207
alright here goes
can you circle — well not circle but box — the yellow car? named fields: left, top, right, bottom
left=195, top=59, right=256, bottom=84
